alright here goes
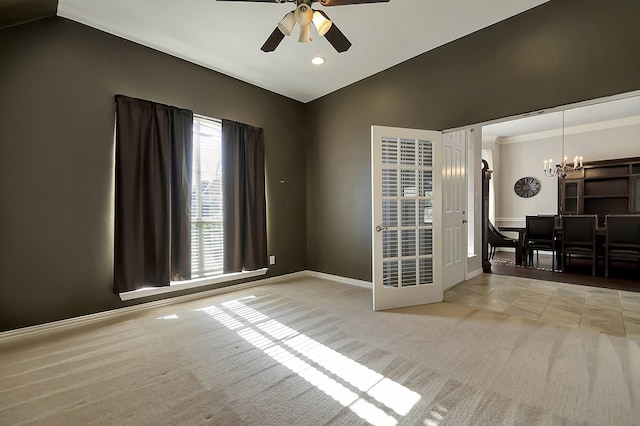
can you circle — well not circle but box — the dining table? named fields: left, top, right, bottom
left=498, top=226, right=528, bottom=266
left=498, top=224, right=606, bottom=267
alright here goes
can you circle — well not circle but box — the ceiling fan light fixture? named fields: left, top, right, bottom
left=277, top=11, right=296, bottom=36
left=298, top=24, right=313, bottom=43
left=232, top=0, right=391, bottom=53
left=294, top=3, right=313, bottom=26
left=312, top=11, right=332, bottom=37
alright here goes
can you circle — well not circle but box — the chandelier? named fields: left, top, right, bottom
left=543, top=110, right=583, bottom=179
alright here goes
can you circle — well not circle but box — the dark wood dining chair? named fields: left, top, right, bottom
left=525, top=215, right=557, bottom=270
left=561, top=214, right=597, bottom=276
left=605, top=214, right=640, bottom=277
left=487, top=221, right=517, bottom=259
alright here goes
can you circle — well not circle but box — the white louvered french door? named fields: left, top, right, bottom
left=372, top=126, right=443, bottom=311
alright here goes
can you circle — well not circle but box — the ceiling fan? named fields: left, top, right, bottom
left=216, top=0, right=390, bottom=53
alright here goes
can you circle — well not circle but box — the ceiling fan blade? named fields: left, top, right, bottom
left=216, top=0, right=292, bottom=3
left=324, top=22, right=351, bottom=52
left=261, top=27, right=285, bottom=52
left=319, top=0, right=389, bottom=6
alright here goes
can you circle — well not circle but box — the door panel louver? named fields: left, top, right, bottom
left=418, top=140, right=433, bottom=167
left=382, top=169, right=398, bottom=196
left=382, top=138, right=397, bottom=164
left=382, top=200, right=398, bottom=227
left=382, top=230, right=398, bottom=258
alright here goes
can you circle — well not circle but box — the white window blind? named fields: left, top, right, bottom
left=191, top=115, right=223, bottom=278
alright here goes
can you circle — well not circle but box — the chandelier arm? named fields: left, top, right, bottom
left=543, top=110, right=583, bottom=180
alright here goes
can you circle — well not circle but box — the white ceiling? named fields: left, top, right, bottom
left=57, top=0, right=548, bottom=103
left=483, top=93, right=640, bottom=139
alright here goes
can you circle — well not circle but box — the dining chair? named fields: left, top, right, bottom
left=487, top=221, right=517, bottom=259
left=605, top=214, right=640, bottom=277
left=525, top=215, right=557, bottom=270
left=561, top=214, right=597, bottom=276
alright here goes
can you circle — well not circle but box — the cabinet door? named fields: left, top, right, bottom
left=560, top=180, right=582, bottom=214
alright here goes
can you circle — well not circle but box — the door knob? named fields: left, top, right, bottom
left=375, top=225, right=388, bottom=232
left=462, top=219, right=468, bottom=224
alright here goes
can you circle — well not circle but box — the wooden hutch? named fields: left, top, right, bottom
left=558, top=157, right=640, bottom=225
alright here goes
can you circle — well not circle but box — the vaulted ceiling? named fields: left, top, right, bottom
left=4, top=0, right=638, bottom=135
left=1, top=0, right=550, bottom=103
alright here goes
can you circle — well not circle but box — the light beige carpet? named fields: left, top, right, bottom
left=1, top=276, right=639, bottom=425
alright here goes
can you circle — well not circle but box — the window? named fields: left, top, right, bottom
left=116, top=100, right=268, bottom=300
left=191, top=115, right=223, bottom=278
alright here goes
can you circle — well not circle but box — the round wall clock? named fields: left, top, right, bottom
left=514, top=177, right=540, bottom=198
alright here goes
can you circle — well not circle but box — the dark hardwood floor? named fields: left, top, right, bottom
left=490, top=251, right=640, bottom=292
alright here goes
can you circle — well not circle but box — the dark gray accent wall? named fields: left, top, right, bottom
left=0, top=17, right=307, bottom=331
left=305, top=0, right=640, bottom=281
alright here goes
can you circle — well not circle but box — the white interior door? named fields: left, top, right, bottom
left=372, top=126, right=442, bottom=311
left=442, top=131, right=467, bottom=289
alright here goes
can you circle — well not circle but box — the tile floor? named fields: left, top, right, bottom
left=444, top=273, right=640, bottom=339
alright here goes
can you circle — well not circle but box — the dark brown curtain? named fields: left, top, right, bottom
left=222, top=119, right=267, bottom=273
left=114, top=95, right=193, bottom=294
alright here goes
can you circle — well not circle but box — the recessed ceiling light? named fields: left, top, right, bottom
left=311, top=56, right=325, bottom=65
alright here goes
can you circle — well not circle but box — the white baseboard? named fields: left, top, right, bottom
left=444, top=270, right=479, bottom=291
left=464, top=268, right=483, bottom=281
left=305, top=270, right=373, bottom=289
left=0, top=270, right=307, bottom=344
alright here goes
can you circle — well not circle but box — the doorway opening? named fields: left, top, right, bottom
left=471, top=90, right=640, bottom=290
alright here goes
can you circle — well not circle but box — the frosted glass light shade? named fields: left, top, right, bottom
left=278, top=11, right=296, bottom=36
left=294, top=4, right=313, bottom=26
left=312, top=11, right=332, bottom=36
left=298, top=24, right=312, bottom=43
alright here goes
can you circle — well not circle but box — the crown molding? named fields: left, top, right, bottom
left=482, top=135, right=501, bottom=143
left=496, top=115, right=640, bottom=145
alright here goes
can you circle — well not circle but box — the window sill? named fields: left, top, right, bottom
left=119, top=268, right=268, bottom=301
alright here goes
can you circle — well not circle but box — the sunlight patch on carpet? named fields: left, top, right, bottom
left=191, top=297, right=427, bottom=426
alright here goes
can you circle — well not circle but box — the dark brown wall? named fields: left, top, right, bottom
left=305, top=0, right=640, bottom=281
left=0, top=17, right=307, bottom=331
left=2, top=0, right=640, bottom=332
left=0, top=0, right=57, bottom=29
